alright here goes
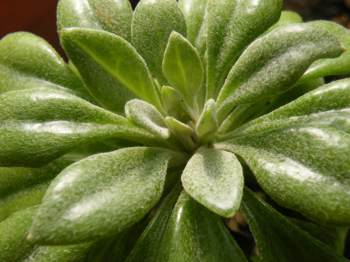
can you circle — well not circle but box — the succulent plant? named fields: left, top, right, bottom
left=1, top=0, right=350, bottom=261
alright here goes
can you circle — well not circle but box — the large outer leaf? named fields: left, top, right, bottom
left=132, top=0, right=186, bottom=83
left=158, top=192, right=247, bottom=262
left=216, top=80, right=350, bottom=225
left=181, top=148, right=243, bottom=218
left=0, top=207, right=91, bottom=262
left=57, top=0, right=133, bottom=41
left=61, top=28, right=162, bottom=112
left=206, top=0, right=282, bottom=99
left=301, top=21, right=350, bottom=81
left=0, top=88, right=159, bottom=167
left=0, top=32, right=88, bottom=98
left=178, top=0, right=207, bottom=56
left=216, top=23, right=343, bottom=122
left=242, top=189, right=348, bottom=262
left=28, top=147, right=172, bottom=244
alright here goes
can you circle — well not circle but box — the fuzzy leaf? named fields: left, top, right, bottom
left=158, top=192, right=247, bottom=262
left=181, top=148, right=243, bottom=217
left=216, top=80, right=350, bottom=225
left=160, top=86, right=187, bottom=119
left=132, top=0, right=186, bottom=83
left=61, top=28, right=162, bottom=112
left=0, top=207, right=91, bottom=262
left=126, top=184, right=182, bottom=262
left=0, top=32, right=88, bottom=98
left=269, top=11, right=303, bottom=31
left=0, top=207, right=38, bottom=261
left=162, top=31, right=204, bottom=110
left=28, top=147, right=172, bottom=244
left=178, top=0, right=207, bottom=55
left=165, top=117, right=196, bottom=151
left=301, top=21, right=350, bottom=81
left=0, top=183, right=48, bottom=222
left=0, top=88, right=157, bottom=166
left=57, top=0, right=133, bottom=41
left=216, top=23, right=343, bottom=121
left=125, top=99, right=170, bottom=140
left=206, top=0, right=282, bottom=98
left=242, top=189, right=348, bottom=262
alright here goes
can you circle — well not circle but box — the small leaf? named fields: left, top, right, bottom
left=216, top=23, right=343, bottom=121
left=301, top=21, right=350, bottom=81
left=159, top=192, right=248, bottom=262
left=28, top=147, right=172, bottom=244
left=165, top=117, right=196, bottom=151
left=0, top=88, right=157, bottom=166
left=181, top=148, right=243, bottom=218
left=125, top=99, right=170, bottom=139
left=206, top=0, right=282, bottom=98
left=178, top=0, right=208, bottom=56
left=126, top=184, right=182, bottom=262
left=160, top=86, right=187, bottom=119
left=242, top=188, right=348, bottom=262
left=0, top=32, right=88, bottom=98
left=163, top=31, right=204, bottom=112
left=61, top=28, right=162, bottom=112
left=132, top=0, right=186, bottom=83
left=216, top=80, right=350, bottom=224
left=195, top=99, right=218, bottom=142
left=57, top=0, right=133, bottom=40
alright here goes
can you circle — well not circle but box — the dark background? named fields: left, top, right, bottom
left=0, top=0, right=349, bottom=258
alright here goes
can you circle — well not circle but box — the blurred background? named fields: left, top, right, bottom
left=0, top=0, right=349, bottom=257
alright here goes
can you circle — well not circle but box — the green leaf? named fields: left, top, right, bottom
left=0, top=207, right=92, bottom=262
left=0, top=207, right=38, bottom=261
left=126, top=99, right=170, bottom=140
left=178, top=0, right=207, bottom=56
left=28, top=147, right=172, bottom=244
left=132, top=0, right=186, bottom=83
left=160, top=86, right=188, bottom=120
left=162, top=31, right=204, bottom=113
left=181, top=148, right=243, bottom=217
left=61, top=28, right=162, bottom=112
left=242, top=188, right=348, bottom=262
left=301, top=21, right=350, bottom=81
left=165, top=117, right=196, bottom=151
left=0, top=88, right=158, bottom=166
left=195, top=99, right=218, bottom=142
left=126, top=184, right=182, bottom=262
left=159, top=192, right=247, bottom=262
left=216, top=80, right=350, bottom=225
left=206, top=0, right=282, bottom=99
left=57, top=0, right=133, bottom=41
left=268, top=10, right=303, bottom=31
left=0, top=183, right=48, bottom=222
left=0, top=154, right=78, bottom=197
left=216, top=23, right=343, bottom=122
left=0, top=32, right=88, bottom=98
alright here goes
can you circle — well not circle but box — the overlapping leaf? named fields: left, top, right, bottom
left=0, top=32, right=88, bottom=98
left=61, top=28, right=162, bottom=112
left=0, top=87, right=159, bottom=167
left=242, top=189, right=348, bottom=261
left=132, top=0, right=186, bottom=83
left=216, top=23, right=343, bottom=122
left=57, top=0, right=133, bottom=40
left=217, top=79, right=350, bottom=225
left=206, top=0, right=282, bottom=99
left=28, top=147, right=173, bottom=244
